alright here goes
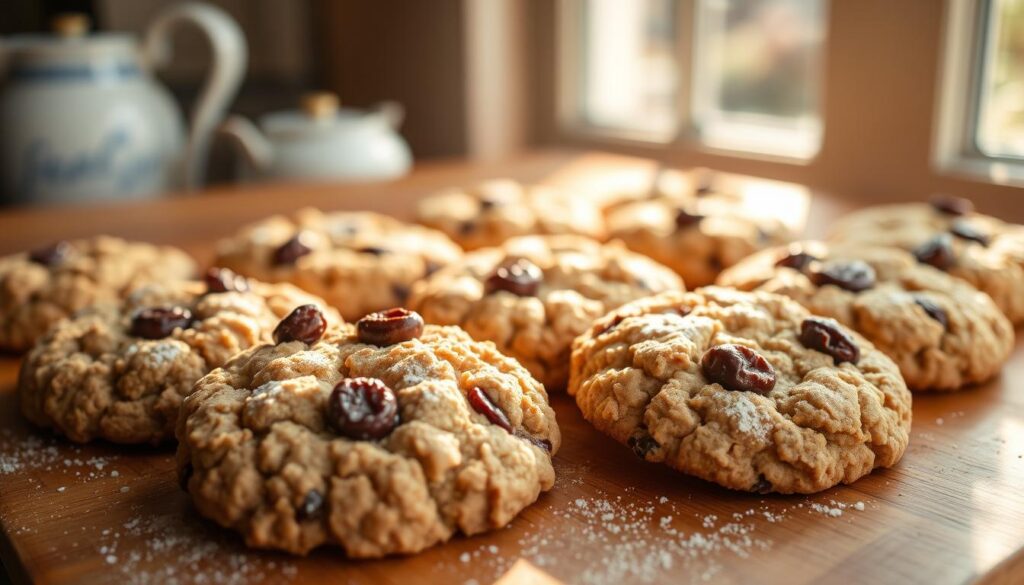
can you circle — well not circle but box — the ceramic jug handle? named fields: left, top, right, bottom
left=143, top=2, right=247, bottom=191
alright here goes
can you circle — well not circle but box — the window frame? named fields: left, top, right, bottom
left=934, top=0, right=1024, bottom=183
left=555, top=0, right=827, bottom=164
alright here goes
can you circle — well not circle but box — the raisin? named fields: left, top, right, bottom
left=484, top=257, right=543, bottom=297
left=949, top=220, right=990, bottom=247
left=326, top=378, right=399, bottom=440
left=203, top=267, right=249, bottom=294
left=775, top=250, right=818, bottom=271
left=130, top=307, right=193, bottom=339
left=296, top=490, right=324, bottom=520
left=675, top=208, right=705, bottom=230
left=273, top=304, right=327, bottom=344
left=356, top=308, right=424, bottom=346
left=913, top=234, right=956, bottom=271
left=28, top=240, right=72, bottom=266
left=809, top=260, right=876, bottom=292
left=930, top=195, right=973, bottom=216
left=700, top=344, right=776, bottom=394
left=799, top=317, right=860, bottom=364
left=272, top=233, right=314, bottom=265
left=912, top=295, right=948, bottom=329
left=467, top=387, right=513, bottom=433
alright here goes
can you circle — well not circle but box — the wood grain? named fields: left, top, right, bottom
left=0, top=151, right=1021, bottom=585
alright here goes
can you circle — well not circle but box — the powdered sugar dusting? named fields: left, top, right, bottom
left=638, top=313, right=688, bottom=338
left=437, top=481, right=872, bottom=585
left=125, top=342, right=185, bottom=367
left=97, top=513, right=296, bottom=585
left=722, top=398, right=770, bottom=442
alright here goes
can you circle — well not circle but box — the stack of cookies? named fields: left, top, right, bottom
left=4, top=170, right=1017, bottom=559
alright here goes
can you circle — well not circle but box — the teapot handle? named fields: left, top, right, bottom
left=143, top=2, right=247, bottom=191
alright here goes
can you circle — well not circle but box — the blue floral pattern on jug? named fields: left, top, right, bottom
left=17, top=127, right=164, bottom=199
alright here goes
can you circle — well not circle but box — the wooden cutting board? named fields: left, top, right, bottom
left=0, top=151, right=1021, bottom=585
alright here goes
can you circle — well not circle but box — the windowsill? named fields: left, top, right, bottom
left=935, top=155, right=1024, bottom=188
left=557, top=123, right=819, bottom=166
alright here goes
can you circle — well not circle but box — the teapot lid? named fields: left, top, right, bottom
left=260, top=92, right=382, bottom=139
left=4, top=13, right=139, bottom=67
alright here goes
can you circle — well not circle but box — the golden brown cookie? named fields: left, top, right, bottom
left=408, top=235, right=683, bottom=390
left=18, top=272, right=337, bottom=444
left=828, top=197, right=1024, bottom=324
left=606, top=190, right=793, bottom=288
left=214, top=208, right=463, bottom=321
left=176, top=308, right=559, bottom=557
left=569, top=287, right=911, bottom=494
left=0, top=236, right=196, bottom=352
left=718, top=242, right=1014, bottom=391
left=416, top=178, right=606, bottom=251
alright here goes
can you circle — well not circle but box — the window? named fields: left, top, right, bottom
left=575, top=0, right=679, bottom=140
left=561, top=0, right=826, bottom=159
left=691, top=0, right=825, bottom=157
left=976, top=0, right=1024, bottom=159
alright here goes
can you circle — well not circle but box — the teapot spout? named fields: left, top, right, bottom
left=219, top=115, right=273, bottom=171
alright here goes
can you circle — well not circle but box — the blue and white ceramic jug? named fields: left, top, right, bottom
left=0, top=4, right=246, bottom=205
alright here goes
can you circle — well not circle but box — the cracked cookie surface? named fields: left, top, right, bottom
left=215, top=208, right=463, bottom=321
left=828, top=201, right=1024, bottom=324
left=408, top=235, right=683, bottom=390
left=175, top=320, right=559, bottom=557
left=416, top=178, right=606, bottom=251
left=0, top=236, right=196, bottom=352
left=18, top=278, right=337, bottom=445
left=606, top=192, right=793, bottom=288
left=718, top=242, right=1014, bottom=391
left=568, top=287, right=911, bottom=494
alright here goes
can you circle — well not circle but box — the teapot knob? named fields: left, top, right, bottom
left=52, top=13, right=91, bottom=38
left=301, top=92, right=340, bottom=119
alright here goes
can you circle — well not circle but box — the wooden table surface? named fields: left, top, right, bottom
left=0, top=150, right=1022, bottom=585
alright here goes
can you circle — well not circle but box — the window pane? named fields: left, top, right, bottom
left=578, top=0, right=678, bottom=139
left=977, top=0, right=1024, bottom=158
left=692, top=0, right=825, bottom=158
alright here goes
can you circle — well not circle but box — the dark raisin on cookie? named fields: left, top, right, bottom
left=357, top=308, right=424, bottom=346
left=204, top=267, right=250, bottom=294
left=130, top=307, right=194, bottom=339
left=296, top=490, right=325, bottom=520
left=424, top=260, right=443, bottom=277
left=273, top=304, right=327, bottom=344
left=949, top=220, right=990, bottom=247
left=459, top=220, right=476, bottom=235
left=775, top=249, right=818, bottom=271
left=272, top=232, right=314, bottom=266
left=675, top=208, right=705, bottom=230
left=912, top=295, right=949, bottom=329
left=930, top=195, right=973, bottom=216
left=515, top=431, right=553, bottom=452
left=28, top=240, right=72, bottom=267
left=391, top=284, right=410, bottom=303
left=357, top=246, right=389, bottom=256
left=799, top=317, right=860, bottom=364
left=327, top=377, right=399, bottom=440
left=809, top=259, right=876, bottom=292
left=485, top=257, right=543, bottom=297
left=751, top=475, right=773, bottom=494
left=628, top=433, right=659, bottom=459
left=467, top=387, right=513, bottom=433
left=700, top=344, right=776, bottom=394
left=598, top=315, right=625, bottom=337
left=913, top=234, right=956, bottom=270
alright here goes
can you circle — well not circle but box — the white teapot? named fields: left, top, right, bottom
left=220, top=92, right=412, bottom=182
left=0, top=4, right=246, bottom=205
